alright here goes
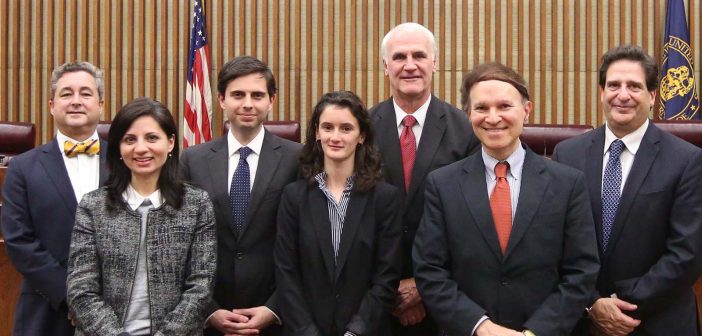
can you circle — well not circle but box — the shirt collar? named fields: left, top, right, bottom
left=227, top=125, right=265, bottom=157
left=393, top=95, right=432, bottom=129
left=314, top=171, right=355, bottom=192
left=56, top=129, right=100, bottom=156
left=122, top=184, right=163, bottom=211
left=481, top=141, right=526, bottom=181
left=604, top=119, right=649, bottom=156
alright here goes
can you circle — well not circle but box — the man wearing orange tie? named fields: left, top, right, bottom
left=413, top=62, right=600, bottom=336
left=1, top=61, right=108, bottom=336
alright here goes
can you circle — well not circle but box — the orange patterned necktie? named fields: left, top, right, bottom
left=490, top=162, right=512, bottom=254
left=63, top=139, right=100, bottom=158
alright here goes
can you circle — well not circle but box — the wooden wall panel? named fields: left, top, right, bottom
left=0, top=0, right=701, bottom=144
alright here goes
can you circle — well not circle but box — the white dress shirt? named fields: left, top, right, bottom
left=227, top=126, right=265, bottom=194
left=393, top=95, right=432, bottom=147
left=482, top=143, right=525, bottom=220
left=56, top=130, right=101, bottom=202
left=602, top=119, right=649, bottom=193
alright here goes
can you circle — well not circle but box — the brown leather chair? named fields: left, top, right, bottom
left=653, top=120, right=702, bottom=148
left=97, top=121, right=111, bottom=140
left=0, top=121, right=36, bottom=166
left=520, top=124, right=594, bottom=157
left=223, top=120, right=302, bottom=143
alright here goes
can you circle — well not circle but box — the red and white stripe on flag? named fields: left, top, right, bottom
left=184, top=0, right=213, bottom=148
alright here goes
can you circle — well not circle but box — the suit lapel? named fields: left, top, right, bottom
left=408, top=96, right=446, bottom=201
left=98, top=139, right=109, bottom=186
left=373, top=99, right=405, bottom=193
left=40, top=139, right=77, bottom=212
left=460, top=155, right=503, bottom=261
left=606, top=125, right=660, bottom=258
left=309, top=187, right=337, bottom=282
left=504, top=149, right=549, bottom=260
left=240, top=131, right=282, bottom=238
left=585, top=127, right=606, bottom=252
left=206, top=137, right=233, bottom=232
left=334, top=191, right=368, bottom=280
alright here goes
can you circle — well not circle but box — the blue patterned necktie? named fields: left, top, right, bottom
left=602, top=139, right=625, bottom=251
left=230, top=147, right=252, bottom=235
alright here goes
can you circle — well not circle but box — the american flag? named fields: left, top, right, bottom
left=184, top=0, right=213, bottom=147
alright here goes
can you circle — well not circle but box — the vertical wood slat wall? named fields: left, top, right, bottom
left=1, top=0, right=701, bottom=144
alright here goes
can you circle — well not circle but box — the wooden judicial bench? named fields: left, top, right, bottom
left=0, top=121, right=701, bottom=335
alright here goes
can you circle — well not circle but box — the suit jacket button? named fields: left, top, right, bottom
left=236, top=252, right=244, bottom=260
left=335, top=294, right=340, bottom=301
left=500, top=280, right=509, bottom=286
left=402, top=225, right=409, bottom=233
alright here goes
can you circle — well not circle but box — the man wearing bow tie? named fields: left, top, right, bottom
left=1, top=61, right=108, bottom=336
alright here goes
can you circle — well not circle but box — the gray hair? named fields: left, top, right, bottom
left=381, top=22, right=438, bottom=60
left=50, top=61, right=104, bottom=99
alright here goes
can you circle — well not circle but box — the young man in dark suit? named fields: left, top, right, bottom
left=181, top=56, right=302, bottom=336
left=369, top=22, right=480, bottom=336
left=1, top=61, right=108, bottom=336
left=553, top=45, right=702, bottom=336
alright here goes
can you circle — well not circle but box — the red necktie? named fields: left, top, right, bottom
left=400, top=115, right=417, bottom=192
left=490, top=162, right=512, bottom=254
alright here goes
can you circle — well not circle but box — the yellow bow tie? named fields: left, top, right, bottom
left=64, top=139, right=100, bottom=158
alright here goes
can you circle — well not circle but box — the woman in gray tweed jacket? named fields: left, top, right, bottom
left=67, top=98, right=216, bottom=336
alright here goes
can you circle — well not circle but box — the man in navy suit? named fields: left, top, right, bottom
left=370, top=22, right=480, bottom=336
left=413, top=62, right=600, bottom=336
left=181, top=56, right=301, bottom=336
left=553, top=45, right=702, bottom=336
left=1, top=61, right=108, bottom=336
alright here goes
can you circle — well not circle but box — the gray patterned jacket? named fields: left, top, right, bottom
left=67, top=185, right=216, bottom=336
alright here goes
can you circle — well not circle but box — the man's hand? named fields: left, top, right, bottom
left=67, top=311, right=77, bottom=327
left=474, top=320, right=523, bottom=336
left=589, top=297, right=641, bottom=336
left=225, top=306, right=278, bottom=335
left=395, top=303, right=426, bottom=326
left=208, top=309, right=254, bottom=335
left=394, top=277, right=422, bottom=313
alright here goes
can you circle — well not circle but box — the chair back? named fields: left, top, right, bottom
left=0, top=121, right=36, bottom=165
left=520, top=124, right=594, bottom=157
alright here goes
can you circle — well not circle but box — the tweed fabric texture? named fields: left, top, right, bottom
left=67, top=185, right=217, bottom=336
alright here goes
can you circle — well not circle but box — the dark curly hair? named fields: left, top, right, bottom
left=105, top=97, right=184, bottom=210
left=299, top=91, right=383, bottom=192
left=599, top=44, right=658, bottom=92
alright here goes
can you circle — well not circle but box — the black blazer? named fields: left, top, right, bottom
left=181, top=131, right=302, bottom=335
left=413, top=148, right=600, bottom=335
left=275, top=180, right=402, bottom=336
left=1, top=138, right=108, bottom=336
left=553, top=123, right=702, bottom=335
left=370, top=96, right=480, bottom=277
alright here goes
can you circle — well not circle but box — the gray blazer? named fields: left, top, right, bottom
left=67, top=185, right=217, bottom=336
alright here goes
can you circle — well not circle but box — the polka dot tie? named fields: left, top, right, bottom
left=400, top=115, right=417, bottom=192
left=602, top=139, right=624, bottom=251
left=490, top=162, right=512, bottom=254
left=230, top=147, right=252, bottom=235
